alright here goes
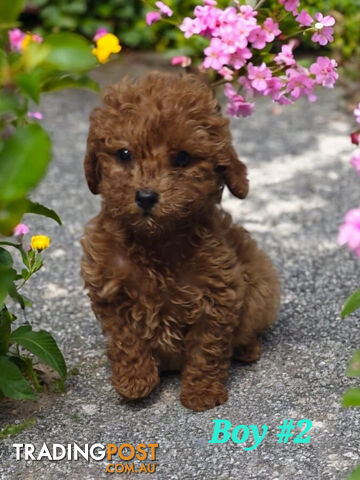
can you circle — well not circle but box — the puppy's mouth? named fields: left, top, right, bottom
left=142, top=210, right=153, bottom=218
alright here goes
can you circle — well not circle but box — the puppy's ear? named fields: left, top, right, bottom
left=84, top=138, right=100, bottom=195
left=217, top=145, right=249, bottom=199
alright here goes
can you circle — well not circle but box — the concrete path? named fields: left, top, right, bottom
left=1, top=54, right=359, bottom=479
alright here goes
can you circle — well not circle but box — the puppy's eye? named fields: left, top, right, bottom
left=172, top=151, right=191, bottom=168
left=116, top=148, right=132, bottom=163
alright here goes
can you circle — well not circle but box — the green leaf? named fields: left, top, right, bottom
left=10, top=325, right=67, bottom=378
left=61, top=0, right=87, bottom=15
left=43, top=33, right=97, bottom=73
left=342, top=289, right=360, bottom=318
left=0, top=91, right=18, bottom=114
left=0, top=198, right=30, bottom=237
left=8, top=283, right=26, bottom=309
left=0, top=242, right=31, bottom=270
left=348, top=465, right=360, bottom=480
left=0, top=247, right=16, bottom=308
left=0, top=309, right=12, bottom=355
left=41, top=74, right=99, bottom=93
left=32, top=254, right=43, bottom=274
left=27, top=201, right=62, bottom=225
left=0, top=268, right=17, bottom=309
left=22, top=43, right=50, bottom=71
left=0, top=0, right=25, bottom=23
left=346, top=350, right=360, bottom=378
left=342, top=387, right=360, bottom=408
left=0, top=124, right=51, bottom=203
left=0, top=247, right=13, bottom=268
left=15, top=72, right=41, bottom=104
left=0, top=356, right=35, bottom=400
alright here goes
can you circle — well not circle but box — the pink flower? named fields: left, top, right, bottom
left=338, top=208, right=360, bottom=257
left=179, top=17, right=201, bottom=38
left=9, top=28, right=25, bottom=52
left=171, top=56, right=192, bottom=67
left=218, top=24, right=248, bottom=53
left=194, top=5, right=222, bottom=35
left=93, top=28, right=108, bottom=41
left=296, top=10, right=313, bottom=27
left=9, top=30, right=43, bottom=52
left=27, top=111, right=43, bottom=120
left=248, top=27, right=268, bottom=49
left=232, top=17, right=256, bottom=40
left=146, top=11, right=161, bottom=25
left=224, top=84, right=255, bottom=117
left=231, top=47, right=252, bottom=70
left=219, top=66, right=234, bottom=81
left=203, top=37, right=229, bottom=71
left=247, top=62, right=272, bottom=92
left=238, top=5, right=257, bottom=24
left=351, top=152, right=360, bottom=176
left=310, top=56, right=338, bottom=88
left=220, top=6, right=239, bottom=26
left=286, top=67, right=317, bottom=101
left=351, top=131, right=360, bottom=146
left=14, top=223, right=29, bottom=236
left=274, top=44, right=296, bottom=66
left=238, top=75, right=255, bottom=97
left=265, top=77, right=284, bottom=100
left=354, top=103, right=360, bottom=125
left=275, top=93, right=294, bottom=105
left=155, top=1, right=173, bottom=17
left=312, top=13, right=335, bottom=46
left=279, top=0, right=299, bottom=14
left=204, top=0, right=217, bottom=5
left=263, top=18, right=281, bottom=43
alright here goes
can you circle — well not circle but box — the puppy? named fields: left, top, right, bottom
left=80, top=72, right=280, bottom=411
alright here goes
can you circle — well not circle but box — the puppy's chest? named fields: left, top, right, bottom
left=129, top=261, right=203, bottom=323
left=103, top=246, right=241, bottom=349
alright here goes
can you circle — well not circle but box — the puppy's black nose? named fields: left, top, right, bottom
left=135, top=189, right=159, bottom=211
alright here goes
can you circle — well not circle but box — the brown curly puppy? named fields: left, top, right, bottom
left=80, top=71, right=280, bottom=412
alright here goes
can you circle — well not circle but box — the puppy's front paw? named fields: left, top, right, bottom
left=111, top=366, right=159, bottom=400
left=180, top=380, right=228, bottom=412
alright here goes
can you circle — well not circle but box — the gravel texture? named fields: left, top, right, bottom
left=0, top=54, right=359, bottom=479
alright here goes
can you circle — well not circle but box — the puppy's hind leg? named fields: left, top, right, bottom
left=232, top=235, right=280, bottom=363
left=233, top=336, right=261, bottom=363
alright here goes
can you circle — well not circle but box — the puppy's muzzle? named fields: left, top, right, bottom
left=135, top=189, right=159, bottom=211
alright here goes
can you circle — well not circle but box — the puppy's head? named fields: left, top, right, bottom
left=84, top=72, right=248, bottom=235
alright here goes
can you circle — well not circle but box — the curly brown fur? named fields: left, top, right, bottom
left=80, top=71, right=280, bottom=412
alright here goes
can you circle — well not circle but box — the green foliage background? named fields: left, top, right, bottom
left=22, top=0, right=360, bottom=65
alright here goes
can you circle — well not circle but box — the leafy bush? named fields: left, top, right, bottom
left=0, top=0, right=119, bottom=400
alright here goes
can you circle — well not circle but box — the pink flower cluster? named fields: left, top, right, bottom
left=338, top=105, right=360, bottom=257
left=146, top=0, right=338, bottom=118
left=169, top=0, right=337, bottom=116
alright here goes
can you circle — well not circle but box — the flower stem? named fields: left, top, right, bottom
left=211, top=78, right=229, bottom=88
left=255, top=0, right=267, bottom=9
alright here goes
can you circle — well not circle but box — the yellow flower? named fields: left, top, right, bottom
left=92, top=33, right=122, bottom=64
left=31, top=235, right=51, bottom=251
